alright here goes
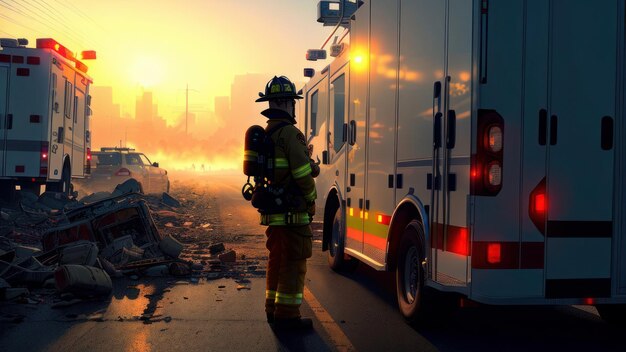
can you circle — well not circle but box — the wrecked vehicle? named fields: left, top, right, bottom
left=74, top=147, right=170, bottom=195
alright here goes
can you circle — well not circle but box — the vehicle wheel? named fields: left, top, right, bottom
left=396, top=220, right=426, bottom=324
left=47, top=161, right=71, bottom=195
left=596, top=304, right=626, bottom=325
left=328, top=206, right=346, bottom=270
left=59, top=162, right=72, bottom=196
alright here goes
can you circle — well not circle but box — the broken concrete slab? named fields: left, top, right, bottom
left=218, top=250, right=236, bottom=263
left=111, top=179, right=144, bottom=197
left=161, top=193, right=181, bottom=207
left=159, top=235, right=183, bottom=258
left=54, top=265, right=112, bottom=296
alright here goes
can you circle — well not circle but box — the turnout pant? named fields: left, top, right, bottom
left=265, top=225, right=313, bottom=319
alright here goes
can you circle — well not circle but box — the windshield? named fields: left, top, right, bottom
left=125, top=153, right=143, bottom=165
left=93, top=153, right=121, bottom=167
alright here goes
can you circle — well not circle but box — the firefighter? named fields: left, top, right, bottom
left=254, top=76, right=317, bottom=329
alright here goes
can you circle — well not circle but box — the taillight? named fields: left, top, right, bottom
left=529, top=177, right=547, bottom=235
left=86, top=148, right=91, bottom=174
left=40, top=142, right=49, bottom=176
left=471, top=109, right=504, bottom=196
left=115, top=168, right=131, bottom=176
left=487, top=243, right=501, bottom=264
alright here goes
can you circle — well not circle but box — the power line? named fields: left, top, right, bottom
left=34, top=0, right=106, bottom=48
left=11, top=0, right=92, bottom=49
left=22, top=0, right=94, bottom=46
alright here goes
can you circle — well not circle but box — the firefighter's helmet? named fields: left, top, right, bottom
left=255, top=76, right=303, bottom=102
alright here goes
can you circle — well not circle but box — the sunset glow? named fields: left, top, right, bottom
left=0, top=0, right=331, bottom=171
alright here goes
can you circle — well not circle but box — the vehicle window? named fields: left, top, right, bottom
left=330, top=74, right=345, bottom=153
left=64, top=80, right=73, bottom=119
left=310, top=90, right=319, bottom=136
left=93, top=153, right=121, bottom=167
left=139, top=154, right=152, bottom=166
left=125, top=154, right=143, bottom=165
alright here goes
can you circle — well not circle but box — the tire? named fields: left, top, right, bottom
left=59, top=162, right=72, bottom=196
left=328, top=206, right=346, bottom=270
left=596, top=304, right=626, bottom=326
left=396, top=220, right=426, bottom=324
left=47, top=161, right=71, bottom=195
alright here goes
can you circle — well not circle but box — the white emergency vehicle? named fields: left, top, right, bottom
left=0, top=38, right=94, bottom=196
left=301, top=0, right=626, bottom=324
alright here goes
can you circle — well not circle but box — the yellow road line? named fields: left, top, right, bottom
left=303, top=286, right=356, bottom=352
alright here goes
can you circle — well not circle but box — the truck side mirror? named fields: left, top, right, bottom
left=152, top=162, right=159, bottom=168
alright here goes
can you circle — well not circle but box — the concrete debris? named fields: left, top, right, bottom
left=161, top=192, right=181, bottom=207
left=111, top=178, right=144, bottom=197
left=80, top=191, right=113, bottom=204
left=58, top=241, right=98, bottom=266
left=218, top=250, right=237, bottom=263
left=145, top=264, right=169, bottom=277
left=168, top=262, right=191, bottom=277
left=54, top=265, right=112, bottom=296
left=1, top=287, right=29, bottom=300
left=159, top=235, right=183, bottom=258
left=209, top=242, right=225, bottom=255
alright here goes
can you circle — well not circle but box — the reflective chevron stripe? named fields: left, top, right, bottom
left=266, top=290, right=277, bottom=300
left=275, top=291, right=303, bottom=305
left=292, top=163, right=312, bottom=179
left=260, top=212, right=311, bottom=226
left=275, top=157, right=289, bottom=168
left=244, top=150, right=258, bottom=161
left=304, top=188, right=317, bottom=202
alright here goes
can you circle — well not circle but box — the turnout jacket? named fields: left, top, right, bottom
left=261, top=109, right=317, bottom=225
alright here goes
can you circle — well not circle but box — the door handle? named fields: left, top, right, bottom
left=549, top=115, right=558, bottom=145
left=433, top=111, right=442, bottom=149
left=57, top=127, right=64, bottom=143
left=6, top=114, right=12, bottom=129
left=447, top=110, right=456, bottom=149
left=538, top=109, right=547, bottom=146
left=349, top=120, right=356, bottom=145
left=601, top=116, right=613, bottom=150
left=358, top=198, right=363, bottom=209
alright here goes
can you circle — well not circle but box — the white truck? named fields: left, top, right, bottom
left=0, top=38, right=94, bottom=196
left=301, top=0, right=626, bottom=324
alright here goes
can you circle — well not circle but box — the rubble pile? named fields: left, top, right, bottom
left=0, top=179, right=258, bottom=310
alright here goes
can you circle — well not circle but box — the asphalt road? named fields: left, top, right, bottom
left=1, top=172, right=625, bottom=351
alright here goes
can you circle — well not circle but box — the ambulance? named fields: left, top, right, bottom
left=301, top=0, right=626, bottom=324
left=0, top=38, right=94, bottom=196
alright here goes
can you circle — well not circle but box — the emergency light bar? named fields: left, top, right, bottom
left=36, top=38, right=74, bottom=61
left=36, top=38, right=95, bottom=73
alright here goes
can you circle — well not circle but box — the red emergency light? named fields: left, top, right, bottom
left=36, top=38, right=74, bottom=61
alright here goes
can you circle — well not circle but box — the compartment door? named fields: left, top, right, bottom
left=544, top=0, right=618, bottom=298
left=0, top=67, right=7, bottom=175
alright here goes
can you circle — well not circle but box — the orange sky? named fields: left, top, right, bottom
left=0, top=0, right=331, bottom=124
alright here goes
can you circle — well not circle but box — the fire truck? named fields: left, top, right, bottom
left=301, top=0, right=626, bottom=324
left=0, top=38, right=95, bottom=196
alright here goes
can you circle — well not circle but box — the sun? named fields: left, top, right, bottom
left=130, top=55, right=166, bottom=88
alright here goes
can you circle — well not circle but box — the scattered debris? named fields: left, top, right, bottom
left=218, top=250, right=237, bottom=263
left=54, top=265, right=112, bottom=296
